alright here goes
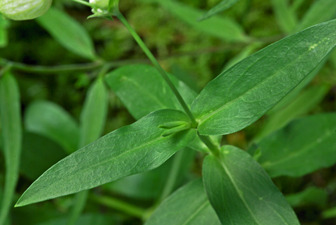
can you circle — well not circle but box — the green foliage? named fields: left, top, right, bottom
left=254, top=113, right=336, bottom=177
left=203, top=145, right=299, bottom=225
left=16, top=109, right=196, bottom=207
left=0, top=73, right=22, bottom=225
left=0, top=1, right=336, bottom=224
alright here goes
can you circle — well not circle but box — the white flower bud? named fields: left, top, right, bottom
left=0, top=0, right=52, bottom=21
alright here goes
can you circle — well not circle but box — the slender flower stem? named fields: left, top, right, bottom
left=115, top=12, right=198, bottom=127
left=197, top=134, right=220, bottom=157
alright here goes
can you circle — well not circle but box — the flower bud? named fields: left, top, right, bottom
left=0, top=0, right=52, bottom=21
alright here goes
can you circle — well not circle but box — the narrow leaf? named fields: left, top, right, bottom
left=68, top=77, right=108, bottom=225
left=271, top=0, right=297, bottom=33
left=141, top=0, right=247, bottom=42
left=36, top=7, right=96, bottom=60
left=198, top=0, right=240, bottom=21
left=105, top=64, right=197, bottom=120
left=146, top=179, right=221, bottom=225
left=24, top=100, right=80, bottom=154
left=286, top=187, right=327, bottom=209
left=192, top=19, right=336, bottom=135
left=0, top=73, right=22, bottom=225
left=256, top=113, right=336, bottom=177
left=16, top=109, right=196, bottom=207
left=296, top=0, right=336, bottom=31
left=79, top=77, right=108, bottom=147
left=203, top=145, right=299, bottom=225
left=255, top=84, right=329, bottom=140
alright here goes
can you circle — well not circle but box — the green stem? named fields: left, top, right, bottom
left=67, top=190, right=88, bottom=225
left=115, top=12, right=198, bottom=127
left=197, top=134, right=220, bottom=157
left=0, top=58, right=103, bottom=74
left=90, top=194, right=146, bottom=218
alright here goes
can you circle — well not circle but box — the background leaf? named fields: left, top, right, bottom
left=203, top=145, right=299, bottom=225
left=0, top=73, right=22, bottom=225
left=20, top=132, right=67, bottom=180
left=254, top=113, right=336, bottom=177
left=271, top=0, right=297, bottom=33
left=255, top=84, right=330, bottom=140
left=295, top=0, right=336, bottom=31
left=146, top=179, right=221, bottom=225
left=198, top=0, right=240, bottom=21
left=16, top=109, right=196, bottom=207
left=286, top=187, right=327, bottom=209
left=36, top=7, right=96, bottom=60
left=105, top=64, right=197, bottom=120
left=24, top=100, right=80, bottom=154
left=191, top=19, right=336, bottom=135
left=68, top=77, right=109, bottom=225
left=141, top=0, right=247, bottom=42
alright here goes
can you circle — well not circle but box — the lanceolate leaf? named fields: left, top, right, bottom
left=146, top=179, right=221, bottom=225
left=255, top=113, right=336, bottom=177
left=16, top=109, right=196, bottom=207
left=79, top=77, right=108, bottom=147
left=0, top=73, right=22, bottom=225
left=198, top=0, right=240, bottom=21
left=105, top=64, right=197, bottom=120
left=142, top=0, right=247, bottom=42
left=271, top=0, right=297, bottom=33
left=296, top=0, right=336, bottom=31
left=36, top=7, right=96, bottom=60
left=203, top=145, right=299, bottom=225
left=192, top=19, right=336, bottom=135
left=255, top=84, right=330, bottom=140
left=24, top=100, right=80, bottom=154
left=68, top=77, right=108, bottom=225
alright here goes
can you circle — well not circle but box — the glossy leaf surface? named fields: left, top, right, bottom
left=0, top=73, right=22, bottom=225
left=256, top=113, right=336, bottom=177
left=36, top=7, right=96, bottom=60
left=203, top=145, right=299, bottom=225
left=192, top=19, right=336, bottom=135
left=146, top=179, right=220, bottom=225
left=24, top=100, right=80, bottom=154
left=105, top=64, right=197, bottom=120
left=16, top=109, right=196, bottom=207
left=198, top=0, right=240, bottom=21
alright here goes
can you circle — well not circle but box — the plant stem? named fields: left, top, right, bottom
left=197, top=134, right=220, bottom=157
left=90, top=194, right=146, bottom=218
left=115, top=12, right=198, bottom=127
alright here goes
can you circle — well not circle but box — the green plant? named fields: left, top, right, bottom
left=1, top=0, right=336, bottom=224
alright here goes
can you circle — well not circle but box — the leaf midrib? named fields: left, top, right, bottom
left=197, top=31, right=332, bottom=126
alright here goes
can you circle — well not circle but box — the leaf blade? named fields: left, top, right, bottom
left=36, top=7, right=96, bottom=60
left=256, top=113, right=336, bottom=177
left=0, top=73, right=22, bottom=225
left=24, top=100, right=80, bottom=154
left=16, top=109, right=196, bottom=207
left=145, top=179, right=221, bottom=225
left=203, top=145, right=299, bottom=225
left=198, top=0, right=240, bottom=21
left=192, top=19, right=336, bottom=135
